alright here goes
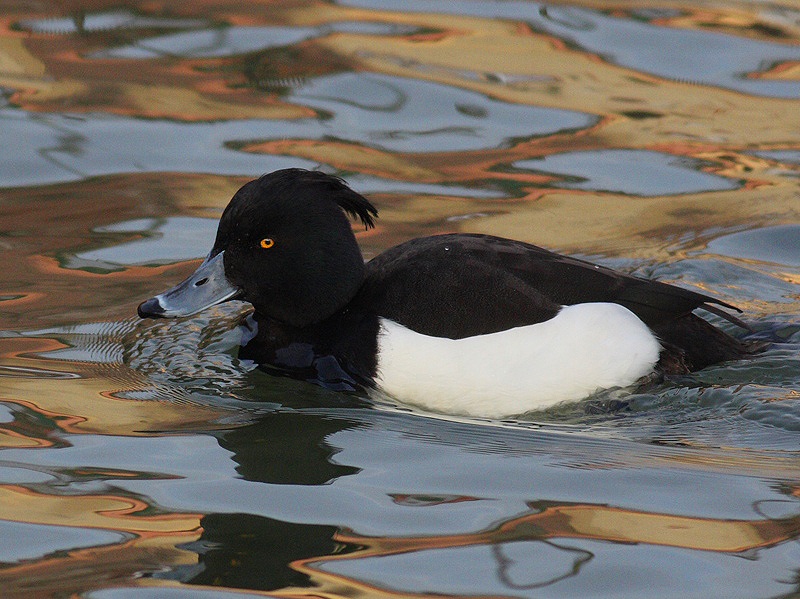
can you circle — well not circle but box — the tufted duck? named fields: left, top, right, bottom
left=138, top=168, right=759, bottom=417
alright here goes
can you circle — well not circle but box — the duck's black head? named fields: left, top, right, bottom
left=138, top=168, right=378, bottom=327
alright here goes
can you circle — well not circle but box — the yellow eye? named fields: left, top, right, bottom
left=259, top=238, right=275, bottom=249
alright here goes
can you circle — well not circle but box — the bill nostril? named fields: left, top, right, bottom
left=194, top=277, right=209, bottom=287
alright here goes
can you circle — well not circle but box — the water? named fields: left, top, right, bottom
left=1, top=1, right=799, bottom=597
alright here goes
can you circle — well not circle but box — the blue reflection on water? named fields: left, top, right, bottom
left=291, top=73, right=595, bottom=152
left=752, top=150, right=800, bottom=165
left=535, top=5, right=800, bottom=98
left=0, top=110, right=314, bottom=188
left=707, top=224, right=800, bottom=267
left=514, top=149, right=738, bottom=196
left=95, top=26, right=319, bottom=59
left=317, top=542, right=589, bottom=595
left=0, top=520, right=127, bottom=563
left=70, top=217, right=219, bottom=268
left=93, top=22, right=419, bottom=59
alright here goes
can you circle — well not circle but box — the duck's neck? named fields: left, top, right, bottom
left=249, top=259, right=366, bottom=329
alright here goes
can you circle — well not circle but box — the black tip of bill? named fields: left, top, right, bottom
left=137, top=297, right=166, bottom=319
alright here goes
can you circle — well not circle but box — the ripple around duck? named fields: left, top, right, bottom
left=122, top=298, right=800, bottom=452
left=525, top=330, right=800, bottom=446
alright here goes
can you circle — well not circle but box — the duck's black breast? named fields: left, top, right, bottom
left=353, top=233, right=736, bottom=340
left=240, top=310, right=382, bottom=393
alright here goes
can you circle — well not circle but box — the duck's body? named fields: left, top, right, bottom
left=138, top=169, right=757, bottom=417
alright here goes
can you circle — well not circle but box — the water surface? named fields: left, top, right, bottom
left=1, top=1, right=799, bottom=597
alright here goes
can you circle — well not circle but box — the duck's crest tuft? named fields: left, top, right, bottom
left=268, top=168, right=378, bottom=230
left=325, top=173, right=379, bottom=230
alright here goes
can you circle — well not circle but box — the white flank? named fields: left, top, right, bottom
left=374, top=303, right=661, bottom=418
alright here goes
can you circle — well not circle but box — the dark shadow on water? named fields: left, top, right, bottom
left=161, top=513, right=362, bottom=592
left=212, top=412, right=362, bottom=485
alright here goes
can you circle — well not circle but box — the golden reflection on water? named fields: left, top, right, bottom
left=0, top=484, right=201, bottom=597
left=331, top=501, right=800, bottom=555
left=0, top=325, right=242, bottom=437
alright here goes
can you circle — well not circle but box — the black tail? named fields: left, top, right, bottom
left=653, top=314, right=767, bottom=374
